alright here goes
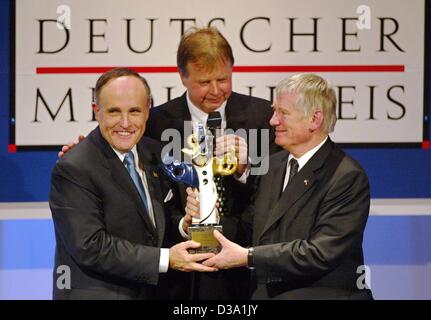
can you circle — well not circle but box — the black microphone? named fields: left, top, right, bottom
left=207, top=112, right=222, bottom=153
left=206, top=111, right=222, bottom=139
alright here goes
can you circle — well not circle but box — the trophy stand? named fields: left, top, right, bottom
left=162, top=112, right=237, bottom=254
left=187, top=225, right=223, bottom=254
left=185, top=118, right=223, bottom=254
left=187, top=154, right=223, bottom=253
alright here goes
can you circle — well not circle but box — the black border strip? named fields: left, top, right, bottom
left=15, top=145, right=64, bottom=152
left=9, top=0, right=15, bottom=147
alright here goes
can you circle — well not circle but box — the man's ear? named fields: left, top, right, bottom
left=309, top=109, right=323, bottom=131
left=179, top=72, right=187, bottom=86
left=92, top=103, right=100, bottom=121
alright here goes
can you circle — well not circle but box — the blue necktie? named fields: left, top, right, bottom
left=123, top=151, right=149, bottom=213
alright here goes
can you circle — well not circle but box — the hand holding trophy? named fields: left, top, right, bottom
left=162, top=112, right=237, bottom=253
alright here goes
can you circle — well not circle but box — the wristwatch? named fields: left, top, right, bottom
left=247, top=247, right=255, bottom=270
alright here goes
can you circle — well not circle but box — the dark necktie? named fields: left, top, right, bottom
left=123, top=151, right=149, bottom=213
left=280, top=158, right=299, bottom=197
left=288, top=158, right=299, bottom=184
left=207, top=114, right=226, bottom=219
left=214, top=175, right=226, bottom=218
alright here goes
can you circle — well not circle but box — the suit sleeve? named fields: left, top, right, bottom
left=49, top=161, right=161, bottom=285
left=253, top=160, right=370, bottom=282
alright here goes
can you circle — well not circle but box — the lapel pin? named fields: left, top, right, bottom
left=304, top=179, right=309, bottom=186
left=152, top=171, right=159, bottom=177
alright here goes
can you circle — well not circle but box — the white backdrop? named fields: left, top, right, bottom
left=13, top=0, right=425, bottom=147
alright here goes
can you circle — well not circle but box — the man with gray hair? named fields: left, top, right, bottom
left=187, top=73, right=374, bottom=299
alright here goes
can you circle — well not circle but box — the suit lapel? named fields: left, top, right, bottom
left=258, top=167, right=317, bottom=242
left=169, top=93, right=192, bottom=150
left=137, top=142, right=165, bottom=246
left=266, top=151, right=290, bottom=206
left=253, top=151, right=289, bottom=242
left=226, top=93, right=247, bottom=130
left=91, top=128, right=158, bottom=238
left=171, top=93, right=191, bottom=131
left=257, top=139, right=334, bottom=242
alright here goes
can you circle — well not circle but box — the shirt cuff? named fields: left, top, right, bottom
left=159, top=248, right=169, bottom=273
left=234, top=162, right=251, bottom=184
left=178, top=217, right=190, bottom=239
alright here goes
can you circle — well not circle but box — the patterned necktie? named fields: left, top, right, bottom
left=123, top=151, right=149, bottom=213
left=214, top=175, right=226, bottom=218
left=288, top=158, right=299, bottom=184
left=207, top=115, right=225, bottom=220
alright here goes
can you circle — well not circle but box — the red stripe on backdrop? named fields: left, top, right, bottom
left=36, top=65, right=405, bottom=74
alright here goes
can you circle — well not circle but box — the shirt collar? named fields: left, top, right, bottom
left=112, top=145, right=138, bottom=165
left=186, top=92, right=227, bottom=125
left=289, top=136, right=328, bottom=171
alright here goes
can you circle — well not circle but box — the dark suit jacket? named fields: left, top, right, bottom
left=49, top=127, right=180, bottom=300
left=145, top=91, right=277, bottom=299
left=247, top=138, right=373, bottom=300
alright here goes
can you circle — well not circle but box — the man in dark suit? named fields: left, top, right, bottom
left=49, top=68, right=216, bottom=300
left=193, top=73, right=373, bottom=299
left=145, top=27, right=276, bottom=300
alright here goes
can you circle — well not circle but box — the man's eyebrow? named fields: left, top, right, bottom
left=129, top=106, right=142, bottom=111
left=106, top=106, right=120, bottom=112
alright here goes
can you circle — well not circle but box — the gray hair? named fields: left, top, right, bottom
left=275, top=73, right=337, bottom=133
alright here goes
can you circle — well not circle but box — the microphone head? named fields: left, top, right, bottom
left=207, top=111, right=222, bottom=130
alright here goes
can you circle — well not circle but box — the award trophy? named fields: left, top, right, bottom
left=162, top=112, right=237, bottom=253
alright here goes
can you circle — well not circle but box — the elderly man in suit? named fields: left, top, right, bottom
left=49, top=68, right=216, bottom=300
left=188, top=73, right=373, bottom=300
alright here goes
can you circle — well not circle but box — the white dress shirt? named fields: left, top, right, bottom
left=186, top=93, right=227, bottom=130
